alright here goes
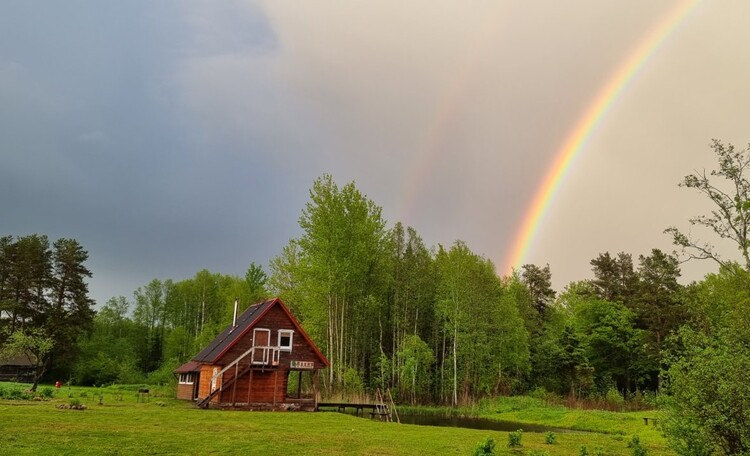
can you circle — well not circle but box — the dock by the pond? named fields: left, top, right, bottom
left=317, top=402, right=390, bottom=418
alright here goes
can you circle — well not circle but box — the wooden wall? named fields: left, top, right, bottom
left=198, top=364, right=220, bottom=403
left=220, top=305, right=325, bottom=370
left=176, top=382, right=194, bottom=401
left=219, top=369, right=289, bottom=404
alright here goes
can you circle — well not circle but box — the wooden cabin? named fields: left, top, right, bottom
left=0, top=354, right=35, bottom=383
left=175, top=297, right=329, bottom=410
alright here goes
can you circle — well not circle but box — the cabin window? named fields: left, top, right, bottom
left=179, top=373, right=195, bottom=384
left=278, top=329, right=294, bottom=351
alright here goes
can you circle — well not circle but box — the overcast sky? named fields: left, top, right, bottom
left=3, top=1, right=750, bottom=306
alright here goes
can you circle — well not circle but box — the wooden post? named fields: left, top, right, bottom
left=297, top=371, right=302, bottom=399
left=273, top=370, right=278, bottom=407
left=247, top=369, right=254, bottom=404
left=313, top=369, right=319, bottom=411
left=231, top=363, right=238, bottom=407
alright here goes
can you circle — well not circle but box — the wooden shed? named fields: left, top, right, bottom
left=176, top=297, right=329, bottom=410
left=0, top=354, right=35, bottom=383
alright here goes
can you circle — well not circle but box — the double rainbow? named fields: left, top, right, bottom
left=503, top=0, right=703, bottom=274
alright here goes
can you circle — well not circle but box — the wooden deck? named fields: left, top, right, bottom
left=317, top=402, right=389, bottom=417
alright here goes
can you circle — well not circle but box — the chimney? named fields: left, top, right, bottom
left=232, top=297, right=239, bottom=328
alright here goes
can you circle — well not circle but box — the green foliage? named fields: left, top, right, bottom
left=568, top=294, right=647, bottom=393
left=666, top=139, right=750, bottom=270
left=604, top=387, right=625, bottom=410
left=472, top=436, right=495, bottom=456
left=39, top=387, right=54, bottom=399
left=342, top=367, right=364, bottom=397
left=397, top=334, right=434, bottom=404
left=544, top=431, right=556, bottom=444
left=628, top=435, right=648, bottom=456
left=508, top=429, right=523, bottom=448
left=0, top=234, right=95, bottom=389
left=579, top=445, right=589, bottom=456
left=0, top=384, right=34, bottom=400
left=436, top=244, right=529, bottom=404
left=144, top=359, right=180, bottom=386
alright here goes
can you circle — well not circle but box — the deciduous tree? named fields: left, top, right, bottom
left=666, top=139, right=750, bottom=271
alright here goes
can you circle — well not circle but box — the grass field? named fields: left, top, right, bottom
left=0, top=384, right=673, bottom=455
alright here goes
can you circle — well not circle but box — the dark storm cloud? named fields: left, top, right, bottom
left=0, top=1, right=297, bottom=304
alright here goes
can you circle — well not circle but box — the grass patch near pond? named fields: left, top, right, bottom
left=1, top=384, right=673, bottom=455
left=399, top=396, right=669, bottom=454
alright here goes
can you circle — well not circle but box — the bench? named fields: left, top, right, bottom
left=643, top=417, right=659, bottom=426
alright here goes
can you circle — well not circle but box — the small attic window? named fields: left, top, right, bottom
left=278, top=329, right=294, bottom=351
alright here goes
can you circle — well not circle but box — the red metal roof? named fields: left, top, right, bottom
left=173, top=361, right=201, bottom=374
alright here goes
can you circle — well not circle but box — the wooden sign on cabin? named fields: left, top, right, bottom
left=174, top=297, right=330, bottom=411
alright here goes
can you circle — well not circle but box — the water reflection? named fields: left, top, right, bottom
left=397, top=414, right=580, bottom=433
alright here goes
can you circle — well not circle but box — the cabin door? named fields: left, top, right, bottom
left=252, top=328, right=271, bottom=365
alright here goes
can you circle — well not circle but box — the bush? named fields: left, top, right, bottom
left=0, top=386, right=34, bottom=400
left=472, top=437, right=496, bottom=456
left=628, top=435, right=648, bottom=456
left=544, top=431, right=556, bottom=445
left=579, top=445, right=589, bottom=456
left=508, top=429, right=523, bottom=448
left=605, top=387, right=625, bottom=411
left=39, top=387, right=54, bottom=399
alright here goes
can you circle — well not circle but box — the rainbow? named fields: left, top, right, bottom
left=503, top=0, right=703, bottom=275
left=398, top=4, right=508, bottom=223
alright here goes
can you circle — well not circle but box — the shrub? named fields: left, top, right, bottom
left=69, top=399, right=82, bottom=407
left=39, top=387, right=54, bottom=399
left=508, top=430, right=523, bottom=448
left=628, top=435, right=648, bottom=456
left=79, top=391, right=88, bottom=398
left=605, top=387, right=625, bottom=411
left=472, top=437, right=496, bottom=456
left=0, top=387, right=34, bottom=400
left=593, top=447, right=605, bottom=456
left=544, top=432, right=556, bottom=445
left=579, top=445, right=589, bottom=456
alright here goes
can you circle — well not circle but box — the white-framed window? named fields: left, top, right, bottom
left=179, top=373, right=195, bottom=384
left=252, top=328, right=272, bottom=364
left=278, top=329, right=294, bottom=352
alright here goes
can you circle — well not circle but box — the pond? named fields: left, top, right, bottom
left=393, top=414, right=583, bottom=434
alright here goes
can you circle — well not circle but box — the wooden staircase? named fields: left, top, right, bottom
left=196, top=345, right=280, bottom=409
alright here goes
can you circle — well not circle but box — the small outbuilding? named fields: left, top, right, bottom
left=175, top=297, right=329, bottom=410
left=0, top=354, right=36, bottom=383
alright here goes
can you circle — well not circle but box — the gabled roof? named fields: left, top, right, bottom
left=192, top=297, right=329, bottom=367
left=0, top=354, right=36, bottom=367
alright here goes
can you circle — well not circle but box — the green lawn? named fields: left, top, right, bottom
left=0, top=384, right=673, bottom=455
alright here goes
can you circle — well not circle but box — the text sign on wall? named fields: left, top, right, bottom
left=290, top=360, right=314, bottom=370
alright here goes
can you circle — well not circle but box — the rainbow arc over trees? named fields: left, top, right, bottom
left=502, top=0, right=703, bottom=275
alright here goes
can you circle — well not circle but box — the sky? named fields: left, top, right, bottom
left=2, top=1, right=750, bottom=306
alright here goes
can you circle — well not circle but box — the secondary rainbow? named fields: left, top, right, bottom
left=503, top=0, right=703, bottom=275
